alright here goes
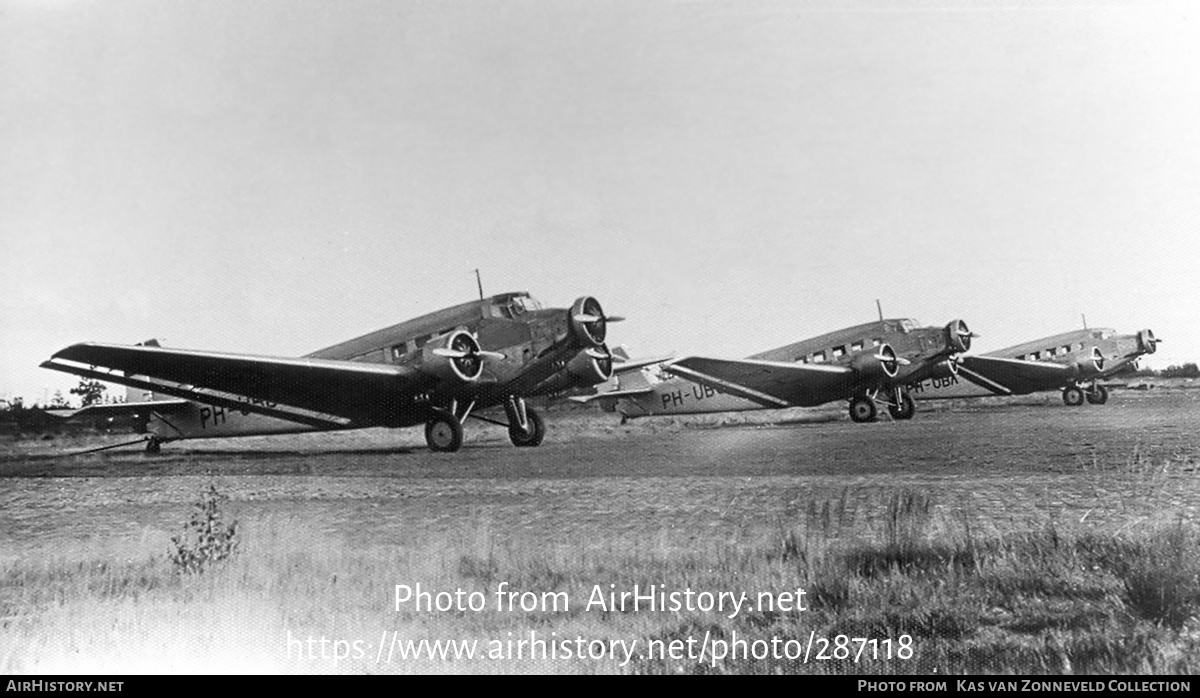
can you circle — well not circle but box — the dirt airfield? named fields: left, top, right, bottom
left=3, top=389, right=1200, bottom=674
left=3, top=389, right=1198, bottom=563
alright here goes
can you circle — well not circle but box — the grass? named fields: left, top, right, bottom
left=2, top=480, right=1198, bottom=675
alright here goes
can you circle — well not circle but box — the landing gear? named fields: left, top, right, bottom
left=1086, top=384, right=1109, bottom=405
left=849, top=394, right=877, bottom=423
left=509, top=408, right=545, bottom=447
left=424, top=409, right=463, bottom=452
left=504, top=396, right=545, bottom=447
left=1062, top=386, right=1085, bottom=407
left=145, top=436, right=162, bottom=455
left=887, top=388, right=916, bottom=420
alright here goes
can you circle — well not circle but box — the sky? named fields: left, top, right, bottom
left=2, top=0, right=1198, bottom=404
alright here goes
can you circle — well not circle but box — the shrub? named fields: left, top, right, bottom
left=168, top=485, right=240, bottom=574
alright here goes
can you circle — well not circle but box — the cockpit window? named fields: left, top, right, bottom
left=508, top=295, right=543, bottom=316
left=900, top=319, right=918, bottom=333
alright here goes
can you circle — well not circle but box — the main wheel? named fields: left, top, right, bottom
left=425, top=411, right=463, bottom=452
left=849, top=396, right=877, bottom=423
left=509, top=407, right=545, bottom=447
left=1086, top=385, right=1109, bottom=405
left=888, top=390, right=916, bottom=420
left=1062, top=386, right=1085, bottom=407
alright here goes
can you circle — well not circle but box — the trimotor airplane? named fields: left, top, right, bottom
left=576, top=318, right=974, bottom=423
left=904, top=327, right=1160, bottom=406
left=40, top=292, right=623, bottom=453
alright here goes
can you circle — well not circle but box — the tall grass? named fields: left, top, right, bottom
left=2, top=485, right=1197, bottom=674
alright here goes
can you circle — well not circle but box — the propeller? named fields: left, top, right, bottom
left=873, top=352, right=911, bottom=366
left=572, top=313, right=626, bottom=324
left=430, top=331, right=504, bottom=381
left=433, top=346, right=505, bottom=360
left=569, top=296, right=621, bottom=347
left=946, top=319, right=978, bottom=353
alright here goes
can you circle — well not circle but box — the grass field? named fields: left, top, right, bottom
left=1, top=389, right=1198, bottom=674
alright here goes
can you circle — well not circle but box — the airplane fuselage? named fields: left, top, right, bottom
left=603, top=318, right=968, bottom=420
left=908, top=328, right=1155, bottom=401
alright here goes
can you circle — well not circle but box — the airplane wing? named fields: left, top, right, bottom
left=568, top=387, right=655, bottom=404
left=40, top=342, right=446, bottom=428
left=955, top=355, right=1087, bottom=395
left=663, top=356, right=854, bottom=408
left=612, top=354, right=673, bottom=374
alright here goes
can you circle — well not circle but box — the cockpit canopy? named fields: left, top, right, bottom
left=487, top=293, right=544, bottom=319
left=883, top=319, right=920, bottom=334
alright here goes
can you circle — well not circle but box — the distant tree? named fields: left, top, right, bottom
left=1161, top=363, right=1200, bottom=379
left=70, top=378, right=107, bottom=407
left=50, top=390, right=69, bottom=408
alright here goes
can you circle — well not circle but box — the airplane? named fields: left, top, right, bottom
left=576, top=317, right=975, bottom=423
left=39, top=292, right=623, bottom=453
left=904, top=327, right=1160, bottom=406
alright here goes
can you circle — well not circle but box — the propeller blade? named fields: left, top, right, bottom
left=432, top=348, right=468, bottom=358
left=605, top=315, right=626, bottom=323
left=573, top=314, right=602, bottom=323
left=477, top=350, right=506, bottom=360
left=875, top=354, right=911, bottom=365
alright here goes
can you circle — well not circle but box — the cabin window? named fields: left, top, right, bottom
left=831, top=346, right=846, bottom=359
left=851, top=341, right=864, bottom=352
left=1061, top=345, right=1071, bottom=354
left=415, top=336, right=430, bottom=350
left=1016, top=354, right=1026, bottom=361
left=811, top=350, right=827, bottom=363
left=391, top=345, right=405, bottom=361
left=1077, top=342, right=1085, bottom=351
left=1047, top=347, right=1058, bottom=357
left=1030, top=351, right=1041, bottom=360
left=872, top=338, right=882, bottom=347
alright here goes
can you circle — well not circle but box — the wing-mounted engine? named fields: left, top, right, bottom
left=1073, top=346, right=1105, bottom=377
left=1137, top=329, right=1159, bottom=355
left=945, top=319, right=973, bottom=354
left=569, top=296, right=620, bottom=348
left=849, top=343, right=901, bottom=381
left=529, top=344, right=616, bottom=395
left=421, top=330, right=488, bottom=383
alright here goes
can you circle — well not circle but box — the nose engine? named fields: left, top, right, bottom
left=945, top=319, right=973, bottom=353
left=569, top=296, right=615, bottom=348
left=1137, top=329, right=1158, bottom=354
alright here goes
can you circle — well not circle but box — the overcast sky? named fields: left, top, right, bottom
left=2, top=0, right=1197, bottom=403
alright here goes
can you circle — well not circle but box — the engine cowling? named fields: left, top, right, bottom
left=945, top=319, right=972, bottom=354
left=1074, top=346, right=1104, bottom=377
left=569, top=296, right=609, bottom=348
left=1137, top=329, right=1158, bottom=354
left=529, top=345, right=615, bottom=395
left=420, top=330, right=485, bottom=383
left=567, top=344, right=615, bottom=384
left=850, top=343, right=900, bottom=381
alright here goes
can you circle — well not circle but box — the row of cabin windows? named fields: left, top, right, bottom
left=1018, top=342, right=1085, bottom=362
left=345, top=326, right=468, bottom=363
left=797, top=338, right=882, bottom=364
